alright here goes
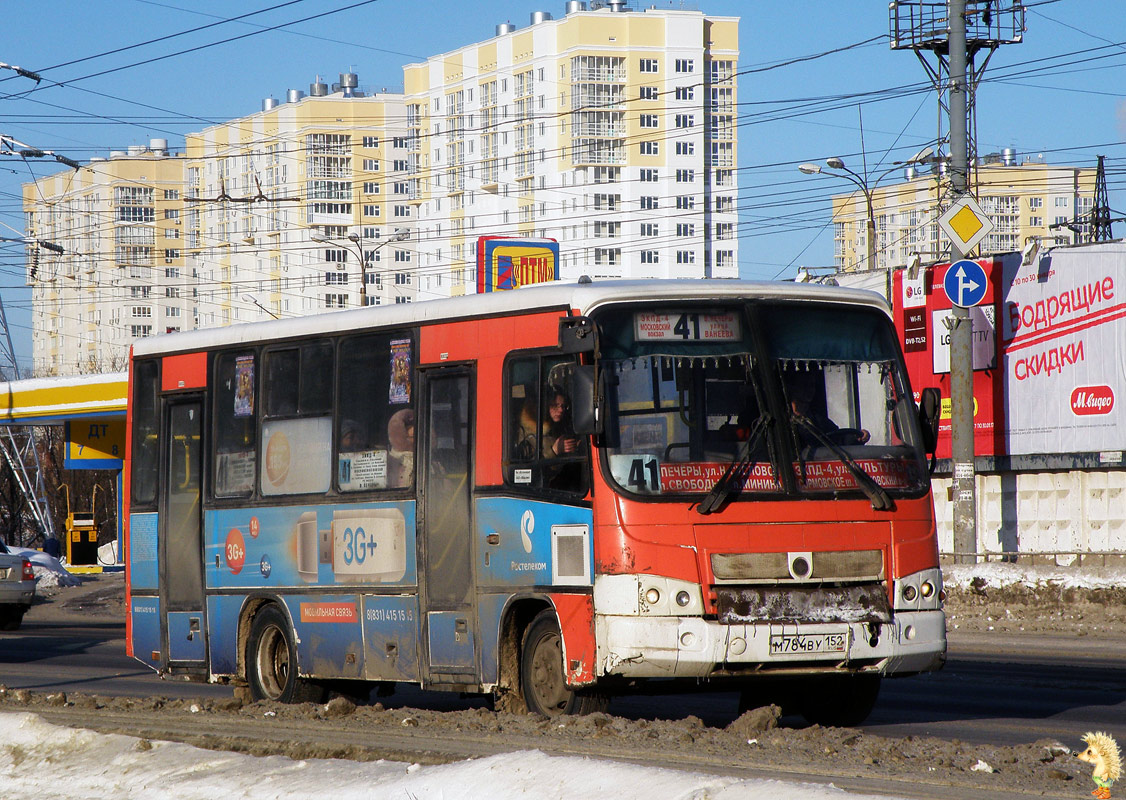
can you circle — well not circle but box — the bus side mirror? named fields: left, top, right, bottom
left=559, top=316, right=596, bottom=354
left=571, top=365, right=598, bottom=436
left=918, top=387, right=940, bottom=454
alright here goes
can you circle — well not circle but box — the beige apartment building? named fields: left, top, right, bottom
left=403, top=2, right=740, bottom=291
left=23, top=141, right=187, bottom=376
left=831, top=159, right=1097, bottom=271
left=184, top=78, right=411, bottom=326
left=24, top=2, right=740, bottom=375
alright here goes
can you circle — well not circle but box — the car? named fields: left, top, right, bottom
left=0, top=541, right=36, bottom=630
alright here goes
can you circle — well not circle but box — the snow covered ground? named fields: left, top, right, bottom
left=0, top=712, right=902, bottom=800
left=942, top=561, right=1126, bottom=590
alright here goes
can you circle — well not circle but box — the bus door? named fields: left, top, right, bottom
left=159, top=396, right=207, bottom=669
left=418, top=367, right=478, bottom=686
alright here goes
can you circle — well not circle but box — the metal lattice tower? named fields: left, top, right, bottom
left=1091, top=155, right=1114, bottom=242
left=890, top=2, right=1026, bottom=196
left=0, top=273, right=57, bottom=548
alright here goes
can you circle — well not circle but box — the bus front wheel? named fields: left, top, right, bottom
left=247, top=605, right=324, bottom=703
left=520, top=611, right=607, bottom=717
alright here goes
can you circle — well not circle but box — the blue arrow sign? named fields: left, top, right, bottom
left=942, top=259, right=989, bottom=308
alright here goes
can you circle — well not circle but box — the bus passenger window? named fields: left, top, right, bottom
left=337, top=333, right=416, bottom=492
left=505, top=355, right=588, bottom=495
left=130, top=359, right=160, bottom=506
left=213, top=351, right=257, bottom=497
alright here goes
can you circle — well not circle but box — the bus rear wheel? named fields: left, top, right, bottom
left=247, top=606, right=324, bottom=703
left=520, top=611, right=607, bottom=717
left=798, top=674, right=881, bottom=727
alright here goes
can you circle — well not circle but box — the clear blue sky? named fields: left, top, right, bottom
left=2, top=0, right=1123, bottom=371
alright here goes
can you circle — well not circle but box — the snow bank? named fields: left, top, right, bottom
left=5, top=546, right=81, bottom=587
left=0, top=712, right=902, bottom=800
left=944, top=561, right=1126, bottom=591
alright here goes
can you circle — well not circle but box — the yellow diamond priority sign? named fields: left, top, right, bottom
left=938, top=196, right=994, bottom=254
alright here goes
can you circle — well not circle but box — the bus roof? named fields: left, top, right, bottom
left=131, top=279, right=889, bottom=358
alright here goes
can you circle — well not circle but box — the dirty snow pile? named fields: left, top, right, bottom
left=943, top=561, right=1126, bottom=591
left=0, top=712, right=903, bottom=800
left=5, top=546, right=81, bottom=588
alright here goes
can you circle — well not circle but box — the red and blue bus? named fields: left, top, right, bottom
left=124, top=280, right=944, bottom=724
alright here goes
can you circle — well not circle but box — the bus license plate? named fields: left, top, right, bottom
left=769, top=632, right=848, bottom=657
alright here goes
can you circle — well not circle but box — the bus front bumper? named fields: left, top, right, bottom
left=594, top=610, right=946, bottom=679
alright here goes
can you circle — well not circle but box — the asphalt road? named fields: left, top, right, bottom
left=1, top=608, right=1122, bottom=748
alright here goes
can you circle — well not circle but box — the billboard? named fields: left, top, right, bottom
left=893, top=242, right=1126, bottom=460
left=999, top=245, right=1126, bottom=456
left=894, top=260, right=1005, bottom=460
left=476, top=236, right=559, bottom=293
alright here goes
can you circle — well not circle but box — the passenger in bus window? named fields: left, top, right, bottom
left=387, top=409, right=415, bottom=487
left=514, top=387, right=541, bottom=461
left=542, top=386, right=578, bottom=458
left=339, top=419, right=369, bottom=452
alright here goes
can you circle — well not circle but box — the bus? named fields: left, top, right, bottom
left=124, top=279, right=944, bottom=725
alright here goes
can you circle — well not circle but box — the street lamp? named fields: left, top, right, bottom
left=310, top=228, right=409, bottom=307
left=798, top=147, right=938, bottom=270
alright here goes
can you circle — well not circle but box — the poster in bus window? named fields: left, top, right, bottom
left=389, top=339, right=411, bottom=405
left=234, top=355, right=254, bottom=417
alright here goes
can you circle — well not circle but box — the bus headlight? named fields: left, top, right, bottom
left=644, top=587, right=661, bottom=605
left=675, top=590, right=691, bottom=607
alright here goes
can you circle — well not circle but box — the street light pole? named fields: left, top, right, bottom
left=311, top=228, right=410, bottom=308
left=799, top=153, right=933, bottom=270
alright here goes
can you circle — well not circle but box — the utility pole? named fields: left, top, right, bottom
left=946, top=0, right=977, bottom=565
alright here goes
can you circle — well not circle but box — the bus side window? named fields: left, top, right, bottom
left=131, top=358, right=160, bottom=507
left=213, top=351, right=257, bottom=497
left=260, top=340, right=335, bottom=497
left=505, top=354, right=588, bottom=496
left=338, top=333, right=416, bottom=492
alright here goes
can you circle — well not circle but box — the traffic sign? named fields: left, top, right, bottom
left=937, top=196, right=995, bottom=254
left=943, top=259, right=989, bottom=308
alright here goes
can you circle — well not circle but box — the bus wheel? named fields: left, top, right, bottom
left=247, top=606, right=324, bottom=703
left=799, top=674, right=881, bottom=727
left=520, top=611, right=607, bottom=717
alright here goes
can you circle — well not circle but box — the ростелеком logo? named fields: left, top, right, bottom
left=1071, top=385, right=1115, bottom=416
left=520, top=510, right=534, bottom=553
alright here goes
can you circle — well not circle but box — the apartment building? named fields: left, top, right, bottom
left=23, top=140, right=187, bottom=376
left=183, top=77, right=411, bottom=326
left=402, top=1, right=739, bottom=293
left=25, top=3, right=740, bottom=375
left=830, top=157, right=1097, bottom=271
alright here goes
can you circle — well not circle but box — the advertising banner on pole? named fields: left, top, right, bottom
left=893, top=260, right=1003, bottom=460
left=475, top=237, right=559, bottom=293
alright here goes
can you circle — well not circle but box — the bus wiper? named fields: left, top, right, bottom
left=697, top=412, right=772, bottom=516
left=791, top=415, right=895, bottom=511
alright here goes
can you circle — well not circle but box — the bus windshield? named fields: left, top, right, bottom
left=596, top=301, right=929, bottom=503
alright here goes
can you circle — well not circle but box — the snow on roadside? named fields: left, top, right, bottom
left=943, top=561, right=1126, bottom=591
left=0, top=712, right=903, bottom=800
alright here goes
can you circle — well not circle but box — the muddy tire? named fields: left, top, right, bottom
left=246, top=605, right=325, bottom=703
left=798, top=674, right=881, bottom=727
left=519, top=610, right=607, bottom=717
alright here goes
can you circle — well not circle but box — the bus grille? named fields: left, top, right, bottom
left=710, top=549, right=883, bottom=584
left=715, top=583, right=891, bottom=625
